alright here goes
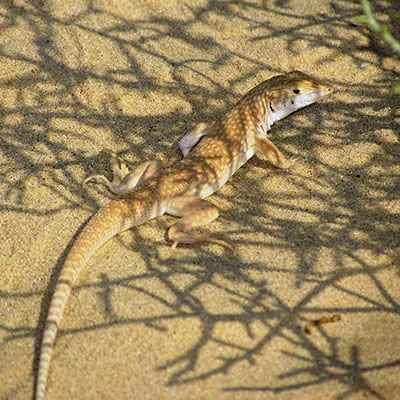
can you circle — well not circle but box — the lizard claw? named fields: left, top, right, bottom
left=83, top=174, right=112, bottom=187
left=286, top=155, right=301, bottom=168
left=110, top=152, right=132, bottom=182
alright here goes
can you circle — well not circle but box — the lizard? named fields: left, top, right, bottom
left=35, top=70, right=333, bottom=399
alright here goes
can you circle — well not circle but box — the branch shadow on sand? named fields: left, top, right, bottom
left=1, top=1, right=399, bottom=399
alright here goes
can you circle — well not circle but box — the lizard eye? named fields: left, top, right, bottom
left=293, top=89, right=300, bottom=94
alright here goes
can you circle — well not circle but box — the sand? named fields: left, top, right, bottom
left=1, top=0, right=400, bottom=399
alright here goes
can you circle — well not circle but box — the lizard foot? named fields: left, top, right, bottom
left=166, top=196, right=235, bottom=254
left=84, top=153, right=161, bottom=195
left=170, top=235, right=234, bottom=253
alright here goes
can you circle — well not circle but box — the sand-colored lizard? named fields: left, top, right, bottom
left=36, top=71, right=333, bottom=399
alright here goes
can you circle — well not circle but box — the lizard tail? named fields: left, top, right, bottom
left=36, top=199, right=139, bottom=400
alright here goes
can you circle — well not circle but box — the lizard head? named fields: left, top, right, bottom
left=267, top=70, right=334, bottom=122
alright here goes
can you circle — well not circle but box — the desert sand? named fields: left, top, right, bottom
left=1, top=1, right=400, bottom=399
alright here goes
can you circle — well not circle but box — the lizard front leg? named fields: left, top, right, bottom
left=178, top=122, right=213, bottom=157
left=165, top=196, right=234, bottom=253
left=84, top=152, right=161, bottom=195
left=254, top=134, right=298, bottom=169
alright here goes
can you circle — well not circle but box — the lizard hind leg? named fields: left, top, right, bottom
left=165, top=196, right=234, bottom=253
left=84, top=152, right=161, bottom=195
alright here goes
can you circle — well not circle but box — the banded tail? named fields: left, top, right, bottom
left=36, top=199, right=138, bottom=400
